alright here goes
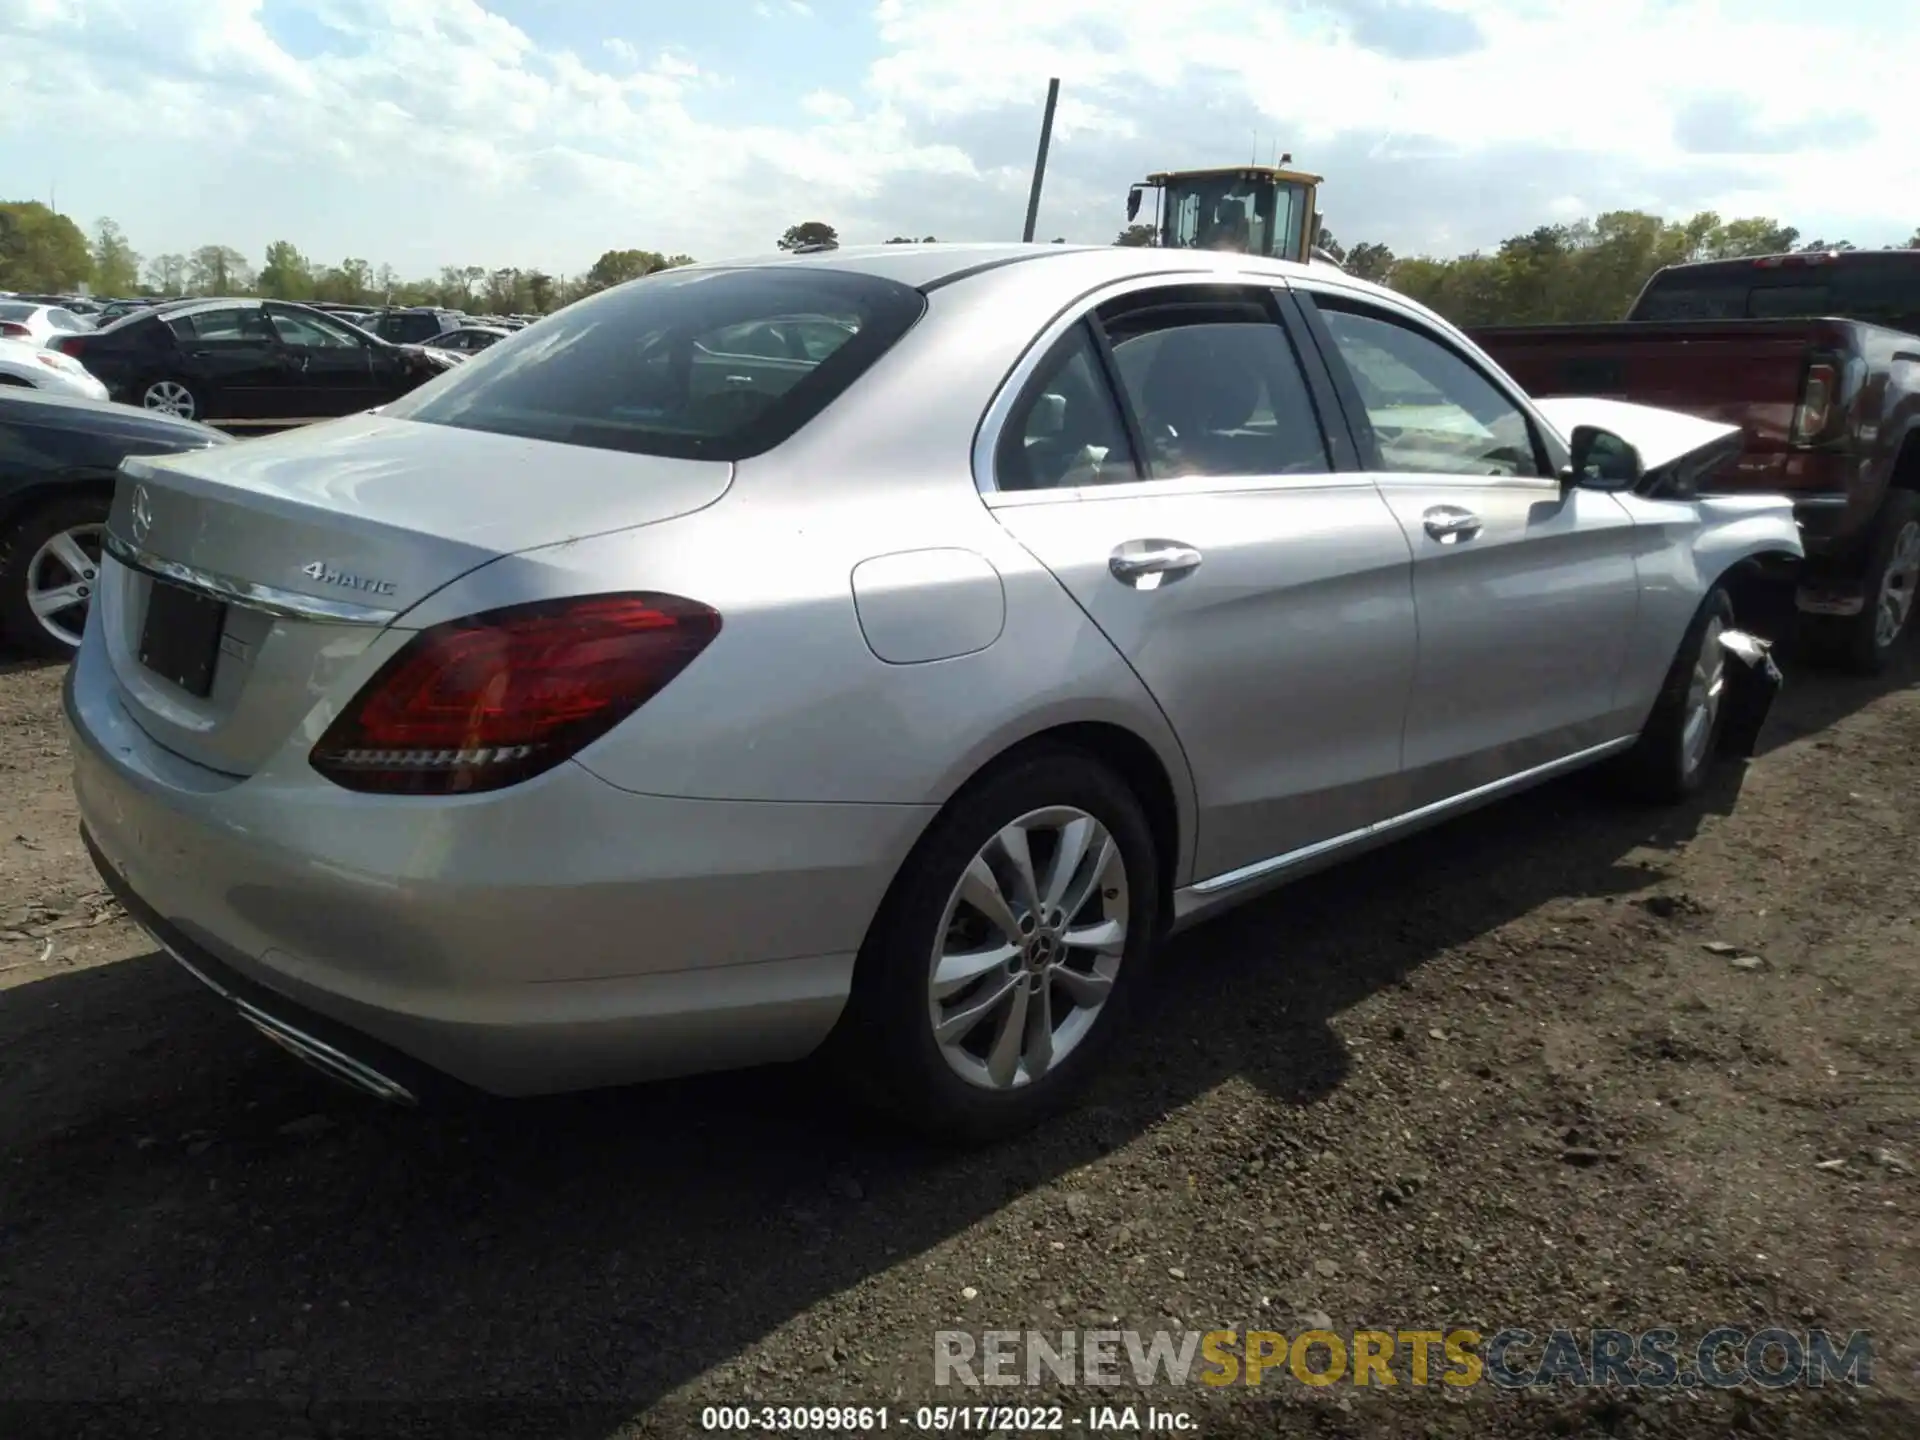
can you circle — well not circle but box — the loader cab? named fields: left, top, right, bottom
left=1125, top=165, right=1323, bottom=262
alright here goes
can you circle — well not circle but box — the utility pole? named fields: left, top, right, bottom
left=1021, top=78, right=1060, bottom=244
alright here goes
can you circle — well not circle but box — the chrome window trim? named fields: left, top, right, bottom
left=971, top=266, right=1356, bottom=501
left=102, top=532, right=401, bottom=626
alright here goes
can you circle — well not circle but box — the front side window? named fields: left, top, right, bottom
left=996, top=323, right=1138, bottom=492
left=1102, top=292, right=1330, bottom=479
left=1313, top=302, right=1543, bottom=478
left=385, top=266, right=926, bottom=460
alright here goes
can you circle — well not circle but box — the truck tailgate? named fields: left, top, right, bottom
left=1470, top=318, right=1832, bottom=460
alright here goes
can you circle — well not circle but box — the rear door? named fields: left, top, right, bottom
left=983, top=281, right=1418, bottom=883
left=1297, top=287, right=1642, bottom=807
left=165, top=307, right=286, bottom=420
left=262, top=306, right=380, bottom=416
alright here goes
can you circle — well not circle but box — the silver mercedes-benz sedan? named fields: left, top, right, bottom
left=65, top=243, right=1803, bottom=1139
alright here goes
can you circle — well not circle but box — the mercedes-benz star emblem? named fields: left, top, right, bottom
left=130, top=484, right=153, bottom=544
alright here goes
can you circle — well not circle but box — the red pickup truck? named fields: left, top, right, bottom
left=1473, top=249, right=1920, bottom=672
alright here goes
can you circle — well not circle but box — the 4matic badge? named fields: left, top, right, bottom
left=299, top=561, right=397, bottom=596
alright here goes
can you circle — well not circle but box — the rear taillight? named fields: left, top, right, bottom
left=54, top=335, right=86, bottom=359
left=0, top=323, right=29, bottom=339
left=1791, top=360, right=1837, bottom=443
left=310, top=593, right=721, bottom=795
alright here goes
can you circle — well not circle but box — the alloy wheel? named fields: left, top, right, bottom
left=927, top=806, right=1130, bottom=1091
left=25, top=522, right=104, bottom=650
left=1875, top=519, right=1920, bottom=651
left=1680, top=612, right=1727, bottom=778
left=143, top=380, right=196, bottom=420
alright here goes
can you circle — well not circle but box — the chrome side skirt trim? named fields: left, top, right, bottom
left=104, top=532, right=400, bottom=626
left=1188, top=735, right=1639, bottom=898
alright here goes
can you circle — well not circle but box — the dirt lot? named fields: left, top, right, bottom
left=0, top=645, right=1914, bottom=1440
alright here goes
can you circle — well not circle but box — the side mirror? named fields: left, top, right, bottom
left=1126, top=187, right=1142, bottom=222
left=1563, top=424, right=1643, bottom=490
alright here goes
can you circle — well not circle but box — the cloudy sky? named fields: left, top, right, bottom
left=2, top=0, right=1913, bottom=281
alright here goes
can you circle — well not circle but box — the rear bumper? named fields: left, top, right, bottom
left=63, top=639, right=935, bottom=1097
left=1726, top=449, right=1872, bottom=565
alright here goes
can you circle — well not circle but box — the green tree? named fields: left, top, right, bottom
left=885, top=235, right=938, bottom=244
left=257, top=240, right=314, bottom=300
left=187, top=244, right=252, bottom=295
left=525, top=270, right=555, bottom=312
left=0, top=202, right=92, bottom=290
left=1908, top=228, right=1920, bottom=249
left=1114, top=223, right=1156, bottom=247
left=777, top=221, right=838, bottom=251
left=89, top=218, right=141, bottom=295
left=577, top=248, right=690, bottom=295
left=1342, top=241, right=1396, bottom=284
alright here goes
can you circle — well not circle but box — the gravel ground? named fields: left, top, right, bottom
left=0, top=644, right=1914, bottom=1440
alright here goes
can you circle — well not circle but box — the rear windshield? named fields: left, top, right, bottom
left=384, top=265, right=928, bottom=459
left=1632, top=254, right=1920, bottom=335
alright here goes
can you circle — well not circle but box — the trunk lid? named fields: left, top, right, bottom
left=99, top=412, right=733, bottom=776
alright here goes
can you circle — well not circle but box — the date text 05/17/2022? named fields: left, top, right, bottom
left=698, top=1403, right=1198, bottom=1431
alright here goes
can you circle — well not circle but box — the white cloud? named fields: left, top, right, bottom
left=0, top=0, right=1912, bottom=277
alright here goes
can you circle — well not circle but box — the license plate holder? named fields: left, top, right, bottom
left=138, top=580, right=227, bottom=698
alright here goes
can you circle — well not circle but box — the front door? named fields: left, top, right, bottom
left=1300, top=291, right=1642, bottom=805
left=983, top=284, right=1418, bottom=883
left=263, top=306, right=381, bottom=417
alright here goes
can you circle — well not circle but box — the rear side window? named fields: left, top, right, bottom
left=387, top=266, right=928, bottom=459
left=1634, top=257, right=1920, bottom=336
left=1101, top=290, right=1331, bottom=479
left=169, top=308, right=275, bottom=342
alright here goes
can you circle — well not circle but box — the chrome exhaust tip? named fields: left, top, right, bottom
left=234, top=999, right=417, bottom=1106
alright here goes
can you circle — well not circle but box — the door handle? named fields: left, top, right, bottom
left=724, top=374, right=755, bottom=386
left=1422, top=506, right=1482, bottom=543
left=1109, top=541, right=1203, bottom=587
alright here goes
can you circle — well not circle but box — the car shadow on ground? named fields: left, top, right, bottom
left=0, top=647, right=1911, bottom=1433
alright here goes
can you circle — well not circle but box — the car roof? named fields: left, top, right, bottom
left=675, top=241, right=1379, bottom=298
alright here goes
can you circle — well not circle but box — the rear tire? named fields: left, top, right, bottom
left=1803, top=490, right=1920, bottom=675
left=0, top=493, right=110, bottom=657
left=140, top=377, right=202, bottom=421
left=823, top=747, right=1160, bottom=1144
left=1615, top=586, right=1736, bottom=805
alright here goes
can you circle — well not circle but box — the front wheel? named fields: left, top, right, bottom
left=1615, top=587, right=1736, bottom=804
left=824, top=748, right=1161, bottom=1143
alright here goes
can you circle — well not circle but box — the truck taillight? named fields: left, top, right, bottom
left=1791, top=361, right=1837, bottom=444
left=310, top=593, right=721, bottom=795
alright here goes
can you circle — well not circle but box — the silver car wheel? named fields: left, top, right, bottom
left=1874, top=518, right=1920, bottom=651
left=25, top=522, right=103, bottom=650
left=927, top=805, right=1129, bottom=1092
left=143, top=380, right=196, bottom=419
left=1680, top=612, right=1727, bottom=778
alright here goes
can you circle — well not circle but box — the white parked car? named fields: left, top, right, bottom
left=0, top=301, right=94, bottom=347
left=0, top=336, right=109, bottom=400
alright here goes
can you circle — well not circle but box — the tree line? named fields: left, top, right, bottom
left=5, top=199, right=1915, bottom=326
